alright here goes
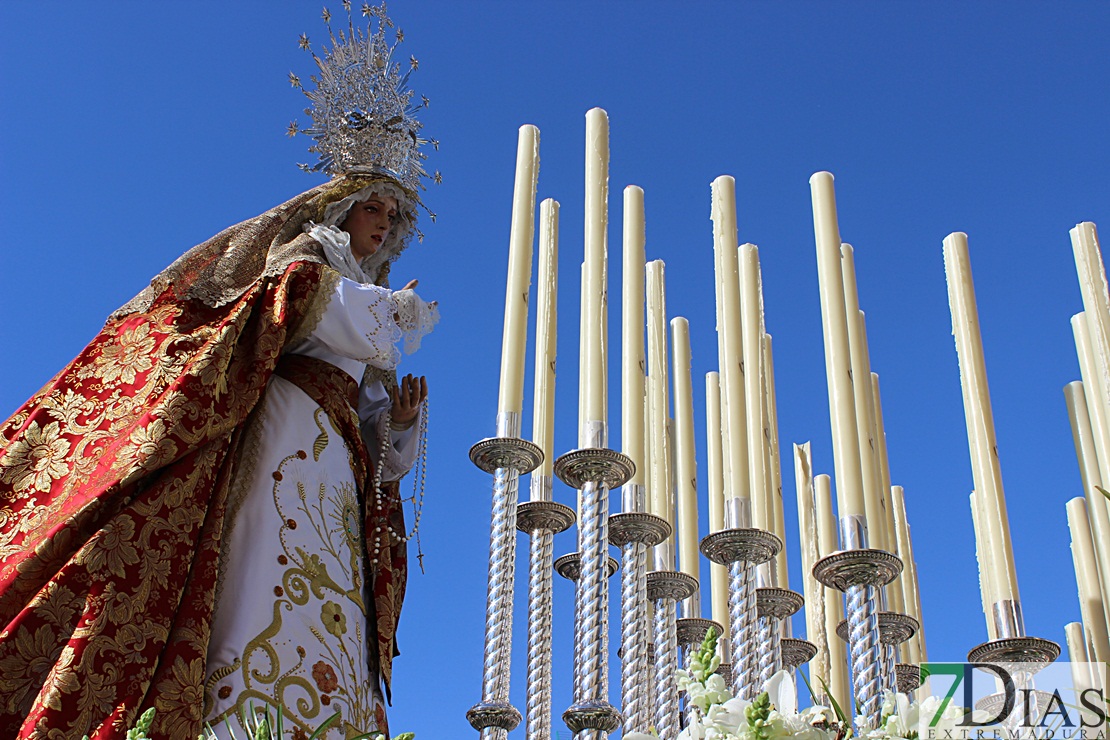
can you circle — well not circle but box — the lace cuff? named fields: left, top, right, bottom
left=393, top=289, right=440, bottom=354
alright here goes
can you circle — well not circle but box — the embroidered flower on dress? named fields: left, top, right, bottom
left=93, top=323, right=157, bottom=385
left=0, top=420, right=71, bottom=494
left=321, top=601, right=347, bottom=636
left=312, top=661, right=339, bottom=693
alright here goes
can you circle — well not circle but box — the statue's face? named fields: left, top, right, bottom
left=340, top=194, right=399, bottom=261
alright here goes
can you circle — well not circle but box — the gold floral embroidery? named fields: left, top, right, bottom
left=82, top=322, right=158, bottom=386
left=0, top=420, right=70, bottom=495
left=82, top=514, right=140, bottom=578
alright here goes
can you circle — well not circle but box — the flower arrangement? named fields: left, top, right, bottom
left=624, top=629, right=963, bottom=740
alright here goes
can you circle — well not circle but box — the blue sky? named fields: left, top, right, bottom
left=3, top=2, right=1110, bottom=737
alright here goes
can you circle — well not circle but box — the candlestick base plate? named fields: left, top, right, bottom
left=554, top=447, right=635, bottom=489
left=756, top=588, right=804, bottom=620
left=675, top=617, right=724, bottom=648
left=563, top=700, right=623, bottom=733
left=554, top=551, right=620, bottom=581
left=781, top=638, right=818, bottom=668
left=610, top=512, right=671, bottom=547
left=812, top=549, right=902, bottom=592
left=469, top=436, right=544, bottom=474
left=966, top=636, right=1060, bottom=665
left=879, top=612, right=920, bottom=645
left=895, top=663, right=921, bottom=693
left=699, top=528, right=782, bottom=566
left=516, top=500, right=576, bottom=534
left=835, top=611, right=920, bottom=644
left=646, top=570, right=698, bottom=601
left=466, top=700, right=522, bottom=731
left=975, top=690, right=1056, bottom=717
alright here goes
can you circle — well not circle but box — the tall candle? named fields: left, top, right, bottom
left=1064, top=622, right=1095, bottom=694
left=711, top=177, right=751, bottom=516
left=809, top=173, right=866, bottom=521
left=794, top=443, right=827, bottom=691
left=579, top=262, right=587, bottom=448
left=581, top=108, right=609, bottom=431
left=839, top=244, right=885, bottom=549
left=763, top=334, right=788, bottom=588
left=1071, top=224, right=1110, bottom=437
left=497, top=124, right=539, bottom=417
left=869, top=370, right=899, bottom=563
left=530, top=199, right=559, bottom=490
left=869, top=370, right=906, bottom=614
left=1067, top=497, right=1110, bottom=663
left=1064, top=378, right=1110, bottom=634
left=739, top=243, right=769, bottom=530
left=646, top=261, right=672, bottom=536
left=816, top=473, right=851, bottom=712
left=622, top=186, right=647, bottom=488
left=707, top=373, right=729, bottom=641
left=969, top=490, right=996, bottom=639
left=943, top=232, right=1020, bottom=604
left=889, top=485, right=917, bottom=650
left=672, top=318, right=699, bottom=588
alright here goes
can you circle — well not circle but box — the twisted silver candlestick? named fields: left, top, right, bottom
left=555, top=444, right=634, bottom=738
left=611, top=503, right=671, bottom=737
left=647, top=569, right=697, bottom=740
left=835, top=611, right=920, bottom=696
left=517, top=494, right=576, bottom=740
left=813, top=546, right=902, bottom=731
left=700, top=527, right=782, bottom=700
left=755, top=588, right=804, bottom=688
left=467, top=415, right=544, bottom=738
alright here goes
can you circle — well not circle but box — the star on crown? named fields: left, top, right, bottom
left=288, top=2, right=440, bottom=192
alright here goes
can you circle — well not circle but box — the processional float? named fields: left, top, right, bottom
left=466, top=109, right=1066, bottom=739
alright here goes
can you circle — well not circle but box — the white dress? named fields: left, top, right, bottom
left=202, top=274, right=422, bottom=739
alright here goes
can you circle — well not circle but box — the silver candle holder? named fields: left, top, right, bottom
left=517, top=491, right=577, bottom=740
left=467, top=414, right=545, bottom=738
left=646, top=566, right=698, bottom=740
left=554, top=439, right=634, bottom=738
left=813, top=529, right=902, bottom=732
left=780, top=638, right=818, bottom=675
left=610, top=500, right=671, bottom=737
left=894, top=663, right=921, bottom=695
left=700, top=523, right=782, bottom=700
left=755, top=588, right=804, bottom=687
left=836, top=611, right=920, bottom=697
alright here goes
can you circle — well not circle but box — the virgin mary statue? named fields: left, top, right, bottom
left=0, top=5, right=436, bottom=739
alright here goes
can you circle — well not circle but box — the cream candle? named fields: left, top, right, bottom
left=809, top=173, right=865, bottom=521
left=1071, top=223, right=1110, bottom=438
left=582, top=108, right=609, bottom=431
left=497, top=124, right=539, bottom=417
left=763, top=334, right=788, bottom=587
left=646, top=261, right=672, bottom=535
left=530, top=199, right=559, bottom=489
left=622, top=186, right=647, bottom=488
left=943, top=232, right=1020, bottom=604
left=839, top=244, right=885, bottom=549
left=711, top=177, right=751, bottom=516
left=1067, top=497, right=1110, bottom=663
left=707, top=373, right=729, bottom=639
left=1064, top=378, right=1110, bottom=634
left=739, top=243, right=769, bottom=530
left=816, top=473, right=851, bottom=712
left=968, top=490, right=996, bottom=639
left=672, top=318, right=699, bottom=585
left=794, top=443, right=827, bottom=688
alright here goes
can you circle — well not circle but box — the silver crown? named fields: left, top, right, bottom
left=288, top=2, right=440, bottom=191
